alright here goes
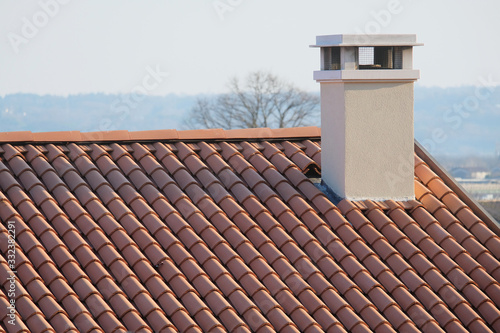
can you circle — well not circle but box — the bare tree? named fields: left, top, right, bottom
left=184, top=71, right=319, bottom=129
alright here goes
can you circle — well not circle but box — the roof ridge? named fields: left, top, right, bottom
left=0, top=126, right=321, bottom=143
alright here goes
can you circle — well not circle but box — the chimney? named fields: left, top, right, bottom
left=312, top=34, right=422, bottom=200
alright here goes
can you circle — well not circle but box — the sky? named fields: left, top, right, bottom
left=1, top=0, right=500, bottom=96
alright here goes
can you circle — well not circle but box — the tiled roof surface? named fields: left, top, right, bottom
left=0, top=127, right=499, bottom=333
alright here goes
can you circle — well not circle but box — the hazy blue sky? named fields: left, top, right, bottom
left=1, top=0, right=499, bottom=96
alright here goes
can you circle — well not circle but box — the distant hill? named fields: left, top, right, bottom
left=414, top=86, right=500, bottom=156
left=0, top=93, right=196, bottom=133
left=1, top=86, right=499, bottom=156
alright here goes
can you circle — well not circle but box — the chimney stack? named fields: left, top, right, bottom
left=312, top=34, right=422, bottom=200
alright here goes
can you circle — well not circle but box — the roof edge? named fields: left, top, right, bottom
left=415, top=140, right=500, bottom=236
left=0, top=126, right=321, bottom=144
left=0, top=131, right=34, bottom=142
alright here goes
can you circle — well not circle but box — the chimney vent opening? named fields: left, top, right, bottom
left=358, top=46, right=402, bottom=70
left=322, top=47, right=341, bottom=70
left=359, top=47, right=375, bottom=66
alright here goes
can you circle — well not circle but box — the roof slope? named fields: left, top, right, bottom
left=0, top=127, right=499, bottom=333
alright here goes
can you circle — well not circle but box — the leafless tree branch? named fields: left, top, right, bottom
left=184, top=71, right=319, bottom=129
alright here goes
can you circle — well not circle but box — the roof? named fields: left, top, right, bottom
left=0, top=127, right=499, bottom=333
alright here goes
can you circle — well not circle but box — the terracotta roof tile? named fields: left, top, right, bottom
left=80, top=130, right=131, bottom=142
left=32, top=131, right=83, bottom=143
left=270, top=126, right=321, bottom=138
left=225, top=128, right=274, bottom=139
left=1, top=130, right=499, bottom=332
left=178, top=128, right=226, bottom=140
left=0, top=131, right=34, bottom=142
left=129, top=129, right=179, bottom=141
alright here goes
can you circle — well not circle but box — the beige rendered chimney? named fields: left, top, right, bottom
left=311, top=34, right=422, bottom=201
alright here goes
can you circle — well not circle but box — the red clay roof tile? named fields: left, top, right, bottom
left=225, top=128, right=274, bottom=139
left=0, top=131, right=34, bottom=142
left=129, top=129, right=178, bottom=141
left=80, top=130, right=131, bottom=142
left=32, top=131, right=83, bottom=142
left=178, top=128, right=226, bottom=140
